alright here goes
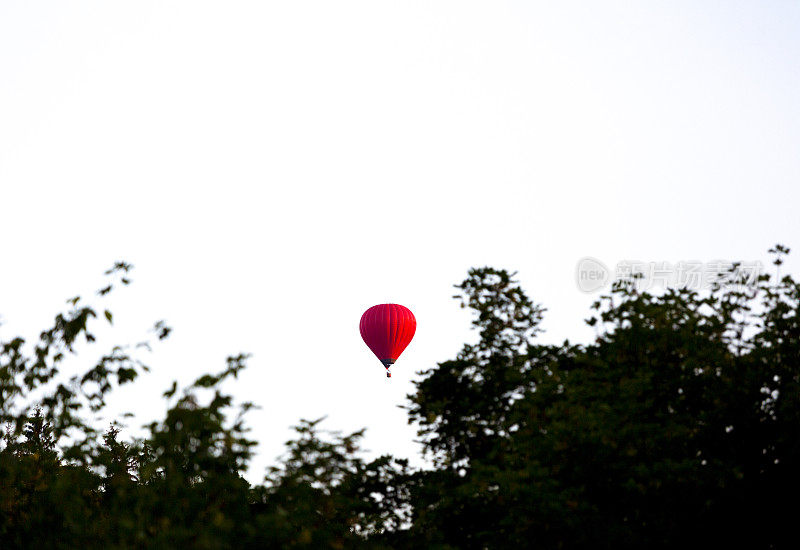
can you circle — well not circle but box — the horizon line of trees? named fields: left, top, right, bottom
left=1, top=246, right=799, bottom=548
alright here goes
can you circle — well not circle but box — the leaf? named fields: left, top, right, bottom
left=193, top=374, right=218, bottom=388
left=163, top=380, right=178, bottom=398
left=104, top=310, right=113, bottom=324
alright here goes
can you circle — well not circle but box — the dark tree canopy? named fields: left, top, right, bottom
left=1, top=247, right=798, bottom=548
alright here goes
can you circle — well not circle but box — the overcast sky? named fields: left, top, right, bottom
left=1, top=1, right=799, bottom=481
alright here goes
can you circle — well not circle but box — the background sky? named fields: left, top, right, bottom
left=1, top=1, right=799, bottom=482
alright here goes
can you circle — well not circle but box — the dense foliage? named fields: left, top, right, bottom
left=1, top=248, right=798, bottom=548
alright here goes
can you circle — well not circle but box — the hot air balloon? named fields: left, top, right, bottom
left=360, top=304, right=416, bottom=378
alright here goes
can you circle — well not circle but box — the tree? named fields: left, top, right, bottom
left=1, top=249, right=799, bottom=548
left=405, top=248, right=800, bottom=548
left=0, top=263, right=404, bottom=549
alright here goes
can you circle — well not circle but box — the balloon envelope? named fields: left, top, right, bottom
left=360, top=304, right=416, bottom=369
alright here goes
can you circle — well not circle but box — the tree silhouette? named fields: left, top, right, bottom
left=0, top=248, right=798, bottom=548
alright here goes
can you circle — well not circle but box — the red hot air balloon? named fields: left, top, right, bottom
left=360, top=304, right=416, bottom=378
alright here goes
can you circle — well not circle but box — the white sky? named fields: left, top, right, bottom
left=1, top=1, right=799, bottom=481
